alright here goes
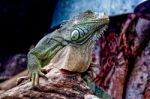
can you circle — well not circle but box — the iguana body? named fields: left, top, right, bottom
left=26, top=10, right=109, bottom=86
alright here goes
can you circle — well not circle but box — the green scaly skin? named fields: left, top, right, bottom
left=26, top=10, right=109, bottom=87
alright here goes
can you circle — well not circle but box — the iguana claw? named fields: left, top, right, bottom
left=29, top=68, right=48, bottom=87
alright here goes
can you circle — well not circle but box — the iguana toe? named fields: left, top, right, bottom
left=30, top=69, right=48, bottom=87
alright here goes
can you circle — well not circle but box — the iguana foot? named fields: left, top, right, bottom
left=29, top=68, right=48, bottom=87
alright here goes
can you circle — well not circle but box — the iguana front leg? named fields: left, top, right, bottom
left=17, top=46, right=49, bottom=87
left=26, top=38, right=64, bottom=87
left=27, top=51, right=46, bottom=86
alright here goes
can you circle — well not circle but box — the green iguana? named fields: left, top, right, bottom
left=19, top=10, right=109, bottom=87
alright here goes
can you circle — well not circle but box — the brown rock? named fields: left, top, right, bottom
left=0, top=68, right=97, bottom=99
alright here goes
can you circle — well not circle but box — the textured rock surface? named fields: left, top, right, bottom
left=126, top=42, right=150, bottom=99
left=0, top=68, right=98, bottom=99
left=95, top=31, right=128, bottom=99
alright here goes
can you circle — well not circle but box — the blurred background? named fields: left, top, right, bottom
left=0, top=0, right=57, bottom=59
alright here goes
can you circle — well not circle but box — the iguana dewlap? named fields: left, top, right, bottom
left=48, top=39, right=93, bottom=72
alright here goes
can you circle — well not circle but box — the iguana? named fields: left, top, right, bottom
left=19, top=10, right=109, bottom=87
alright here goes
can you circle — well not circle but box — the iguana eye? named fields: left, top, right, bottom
left=71, top=30, right=79, bottom=40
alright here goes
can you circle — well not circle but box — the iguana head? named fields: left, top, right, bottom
left=50, top=10, right=109, bottom=72
left=59, top=10, right=109, bottom=45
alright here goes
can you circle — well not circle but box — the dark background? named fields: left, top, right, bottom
left=0, top=0, right=58, bottom=60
